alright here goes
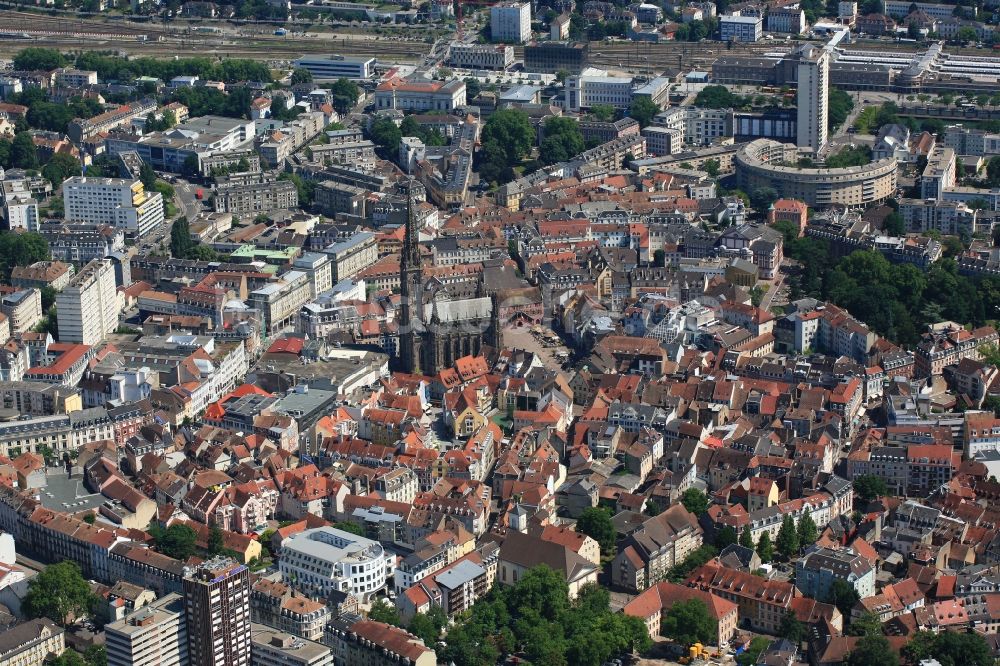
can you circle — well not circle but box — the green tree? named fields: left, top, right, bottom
left=41, top=153, right=82, bottom=187
left=629, top=96, right=660, bottom=128
left=703, top=158, right=721, bottom=178
left=589, top=104, right=616, bottom=122
left=290, top=67, right=313, bottom=85
left=695, top=85, right=742, bottom=109
left=828, top=87, right=855, bottom=131
left=0, top=232, right=50, bottom=280
left=736, top=636, right=771, bottom=666
left=23, top=561, right=97, bottom=627
left=207, top=525, right=225, bottom=555
left=826, top=145, right=872, bottom=169
left=170, top=216, right=193, bottom=258
left=575, top=507, right=616, bottom=557
left=714, top=525, right=738, bottom=549
left=776, top=514, right=799, bottom=560
left=369, top=117, right=403, bottom=154
left=464, top=77, right=482, bottom=99
left=84, top=645, right=107, bottom=666
left=666, top=545, right=717, bottom=583
left=826, top=579, right=861, bottom=617
left=903, top=630, right=994, bottom=666
left=14, top=47, right=67, bottom=71
left=884, top=211, right=905, bottom=236
left=987, top=156, right=1000, bottom=187
left=50, top=651, right=88, bottom=666
left=481, top=108, right=534, bottom=165
left=540, top=116, right=584, bottom=165
left=660, top=598, right=718, bottom=645
left=681, top=488, right=710, bottom=516
left=778, top=611, right=806, bottom=643
left=332, top=521, right=364, bottom=536
left=150, top=523, right=198, bottom=560
left=328, top=78, right=360, bottom=114
left=756, top=531, right=773, bottom=563
left=407, top=605, right=447, bottom=646
left=854, top=474, right=889, bottom=501
left=847, top=635, right=899, bottom=666
left=139, top=162, right=158, bottom=190
left=11, top=132, right=38, bottom=169
left=848, top=610, right=884, bottom=637
left=797, top=514, right=818, bottom=547
left=739, top=525, right=754, bottom=549
left=750, top=186, right=778, bottom=213
left=368, top=598, right=402, bottom=626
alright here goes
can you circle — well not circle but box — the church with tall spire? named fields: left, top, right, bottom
left=397, top=182, right=499, bottom=375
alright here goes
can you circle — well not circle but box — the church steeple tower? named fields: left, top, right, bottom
left=399, top=182, right=423, bottom=374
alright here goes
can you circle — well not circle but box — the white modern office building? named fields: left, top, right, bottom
left=448, top=44, right=515, bottom=70
left=564, top=75, right=635, bottom=111
left=292, top=55, right=375, bottom=80
left=56, top=258, right=118, bottom=346
left=279, top=527, right=395, bottom=601
left=797, top=45, right=829, bottom=152
left=720, top=14, right=763, bottom=42
left=62, top=177, right=164, bottom=239
left=491, top=1, right=531, bottom=43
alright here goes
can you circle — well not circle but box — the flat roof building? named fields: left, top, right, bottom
left=279, top=526, right=395, bottom=601
left=251, top=625, right=333, bottom=666
left=292, top=55, right=375, bottom=81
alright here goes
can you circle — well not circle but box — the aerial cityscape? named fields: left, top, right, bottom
left=0, top=0, right=999, bottom=665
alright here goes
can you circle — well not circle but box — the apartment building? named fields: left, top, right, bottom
left=250, top=579, right=331, bottom=641
left=213, top=176, right=298, bottom=215
left=62, top=177, right=164, bottom=239
left=249, top=271, right=313, bottom=335
left=54, top=68, right=97, bottom=87
left=2, top=178, right=39, bottom=231
left=490, top=1, right=531, bottom=43
left=56, top=259, right=118, bottom=346
left=0, top=618, right=65, bottom=666
left=767, top=6, right=806, bottom=33
left=920, top=146, right=957, bottom=200
left=848, top=444, right=956, bottom=495
left=183, top=558, right=252, bottom=666
left=40, top=222, right=125, bottom=264
left=105, top=593, right=188, bottom=666
left=612, top=505, right=704, bottom=591
left=624, top=582, right=739, bottom=646
left=943, top=124, right=1000, bottom=156
left=68, top=98, right=157, bottom=142
left=687, top=562, right=794, bottom=634
left=449, top=44, right=514, bottom=70
left=259, top=111, right=326, bottom=166
left=322, top=232, right=379, bottom=282
left=796, top=45, right=829, bottom=152
left=914, top=321, right=998, bottom=377
left=314, top=181, right=367, bottom=218
left=795, top=547, right=876, bottom=600
left=325, top=620, right=436, bottom=666
left=0, top=289, right=42, bottom=335
left=0, top=406, right=115, bottom=457
left=11, top=261, right=74, bottom=292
